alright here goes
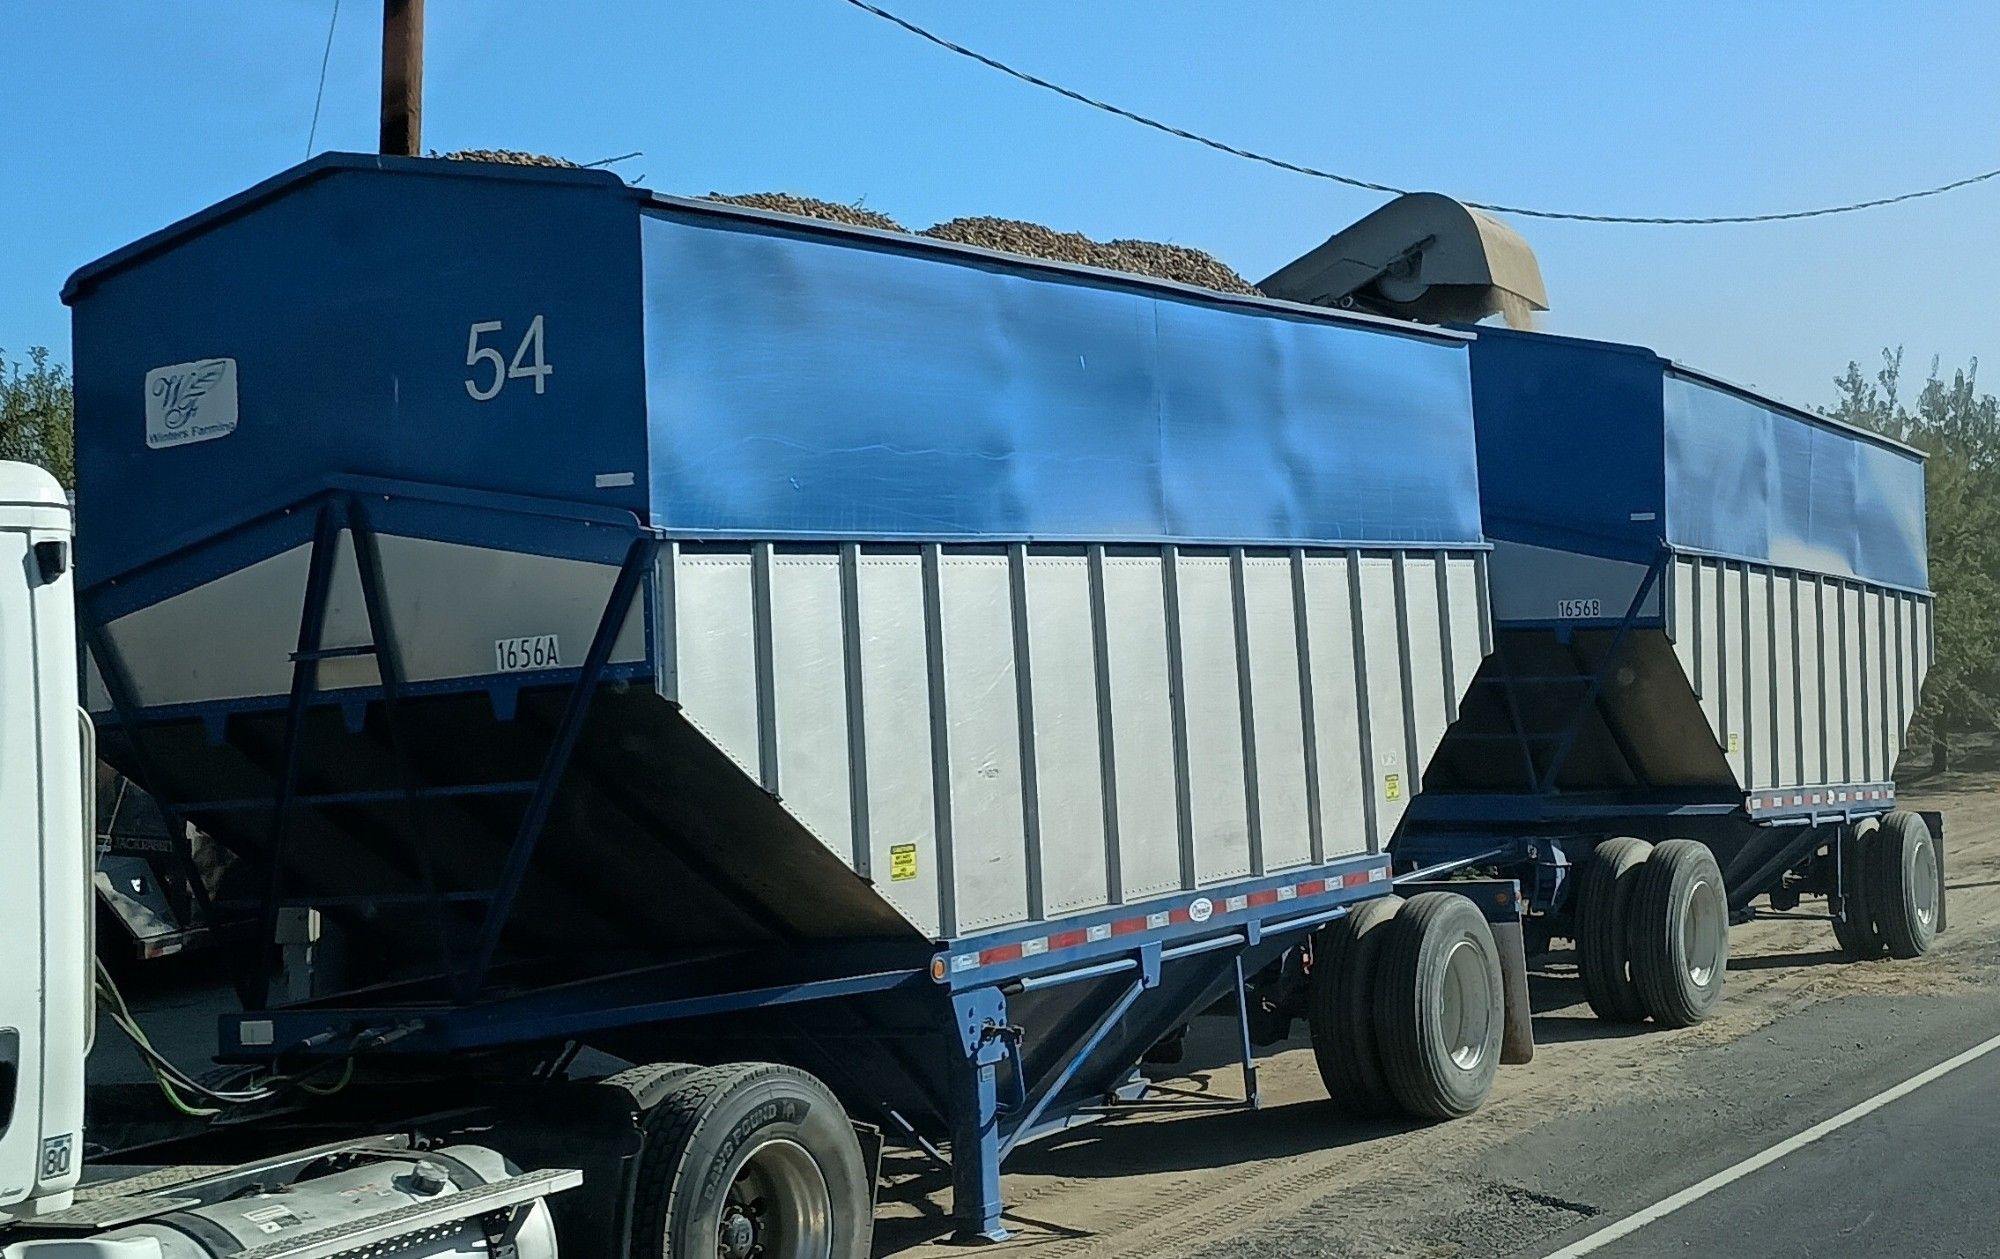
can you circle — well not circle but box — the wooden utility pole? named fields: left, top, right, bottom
left=380, top=0, right=424, bottom=156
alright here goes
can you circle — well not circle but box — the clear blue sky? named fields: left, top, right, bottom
left=3, top=1, right=1995, bottom=407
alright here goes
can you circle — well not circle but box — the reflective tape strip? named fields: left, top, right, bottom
left=940, top=863, right=1387, bottom=977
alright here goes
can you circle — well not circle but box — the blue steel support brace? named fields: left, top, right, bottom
left=949, top=988, right=1012, bottom=1243
left=1233, top=954, right=1262, bottom=1109
left=256, top=501, right=345, bottom=1009
left=1535, top=554, right=1665, bottom=793
left=346, top=496, right=459, bottom=978
left=459, top=533, right=660, bottom=999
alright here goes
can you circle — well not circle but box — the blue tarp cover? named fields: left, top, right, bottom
left=1468, top=328, right=1928, bottom=591
left=1663, top=372, right=1927, bottom=591
left=640, top=208, right=1483, bottom=547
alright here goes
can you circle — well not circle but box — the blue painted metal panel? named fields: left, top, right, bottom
left=1663, top=371, right=1928, bottom=590
left=640, top=209, right=1483, bottom=547
left=1465, top=330, right=1665, bottom=565
left=1466, top=328, right=1928, bottom=592
left=69, top=155, right=1487, bottom=601
left=66, top=156, right=650, bottom=587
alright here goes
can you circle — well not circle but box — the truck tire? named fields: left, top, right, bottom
left=1371, top=892, right=1504, bottom=1121
left=1628, top=840, right=1729, bottom=1028
left=1575, top=837, right=1653, bottom=1023
left=1307, top=894, right=1403, bottom=1117
left=604, top=1061, right=705, bottom=1108
left=629, top=1061, right=874, bottom=1259
left=1830, top=819, right=1884, bottom=959
left=1869, top=811, right=1940, bottom=959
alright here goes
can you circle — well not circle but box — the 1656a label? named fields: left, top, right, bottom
left=495, top=635, right=561, bottom=673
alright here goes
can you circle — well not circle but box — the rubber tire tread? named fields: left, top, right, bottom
left=1869, top=810, right=1938, bottom=959
left=602, top=1061, right=704, bottom=1110
left=628, top=1061, right=873, bottom=1259
left=1306, top=895, right=1404, bottom=1117
left=1830, top=819, right=1885, bottom=959
left=1372, top=892, right=1504, bottom=1121
left=1576, top=837, right=1653, bottom=1023
left=1628, top=840, right=1729, bottom=1028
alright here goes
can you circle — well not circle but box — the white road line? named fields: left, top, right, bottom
left=1543, top=1027, right=2000, bottom=1258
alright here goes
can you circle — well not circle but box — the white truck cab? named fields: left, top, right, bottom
left=0, top=463, right=88, bottom=1223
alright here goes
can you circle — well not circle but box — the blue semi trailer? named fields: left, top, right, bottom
left=64, top=154, right=1533, bottom=1254
left=1398, top=327, right=1941, bottom=1027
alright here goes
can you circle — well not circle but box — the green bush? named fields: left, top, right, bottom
left=0, top=347, right=75, bottom=489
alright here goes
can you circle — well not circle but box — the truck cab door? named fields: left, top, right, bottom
left=0, top=467, right=86, bottom=1220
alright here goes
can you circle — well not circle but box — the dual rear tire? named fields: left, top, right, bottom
left=1576, top=838, right=1728, bottom=1028
left=1834, top=811, right=1940, bottom=960
left=1308, top=891, right=1505, bottom=1121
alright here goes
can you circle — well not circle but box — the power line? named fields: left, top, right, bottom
left=836, top=0, right=2000, bottom=226
left=306, top=0, right=343, bottom=157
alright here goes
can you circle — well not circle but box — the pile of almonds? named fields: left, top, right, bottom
left=1103, top=239, right=1261, bottom=297
left=435, top=152, right=1258, bottom=297
left=702, top=204, right=1258, bottom=297
left=701, top=192, right=902, bottom=233
left=920, top=217, right=1258, bottom=295
left=440, top=149, right=580, bottom=168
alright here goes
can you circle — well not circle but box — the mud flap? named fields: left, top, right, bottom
left=1490, top=918, right=1536, bottom=1065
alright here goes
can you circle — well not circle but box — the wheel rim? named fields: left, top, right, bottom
left=1910, top=837, right=1939, bottom=929
left=1440, top=937, right=1492, bottom=1071
left=714, top=1137, right=833, bottom=1259
left=1682, top=877, right=1724, bottom=989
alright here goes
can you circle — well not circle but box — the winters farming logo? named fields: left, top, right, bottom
left=144, top=358, right=238, bottom=449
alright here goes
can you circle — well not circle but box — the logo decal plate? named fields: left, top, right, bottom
left=145, top=358, right=238, bottom=449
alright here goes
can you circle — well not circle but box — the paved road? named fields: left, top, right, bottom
left=1556, top=1039, right=2000, bottom=1259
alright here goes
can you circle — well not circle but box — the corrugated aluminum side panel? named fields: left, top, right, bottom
left=765, top=552, right=853, bottom=861
left=1747, top=566, right=1773, bottom=790
left=1022, top=553, right=1110, bottom=917
left=854, top=553, right=942, bottom=935
left=937, top=554, right=1030, bottom=932
left=1302, top=556, right=1368, bottom=859
left=1720, top=563, right=1746, bottom=783
left=1447, top=557, right=1488, bottom=715
left=1101, top=554, right=1183, bottom=901
left=1669, top=555, right=1933, bottom=795
left=1176, top=554, right=1254, bottom=885
left=1401, top=555, right=1451, bottom=785
left=1772, top=572, right=1799, bottom=788
left=668, top=541, right=1484, bottom=939
left=1358, top=557, right=1414, bottom=840
left=1842, top=582, right=1866, bottom=781
left=1242, top=556, right=1313, bottom=874
left=1819, top=577, right=1846, bottom=780
left=673, top=552, right=760, bottom=782
left=1807, top=576, right=1828, bottom=781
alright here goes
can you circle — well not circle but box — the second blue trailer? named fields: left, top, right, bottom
left=1399, top=327, right=1941, bottom=1027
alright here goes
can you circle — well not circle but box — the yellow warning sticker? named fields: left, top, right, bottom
left=1384, top=773, right=1402, bottom=801
left=889, top=843, right=919, bottom=882
left=1727, top=733, right=1740, bottom=753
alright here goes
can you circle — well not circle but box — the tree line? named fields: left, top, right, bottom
left=1827, top=351, right=1998, bottom=772
left=2, top=344, right=1994, bottom=767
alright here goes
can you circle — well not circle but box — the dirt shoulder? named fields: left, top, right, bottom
left=877, top=773, right=2000, bottom=1258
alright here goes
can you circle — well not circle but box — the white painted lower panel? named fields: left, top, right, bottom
left=1669, top=556, right=1932, bottom=797
left=668, top=541, right=1488, bottom=937
left=101, top=533, right=646, bottom=711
